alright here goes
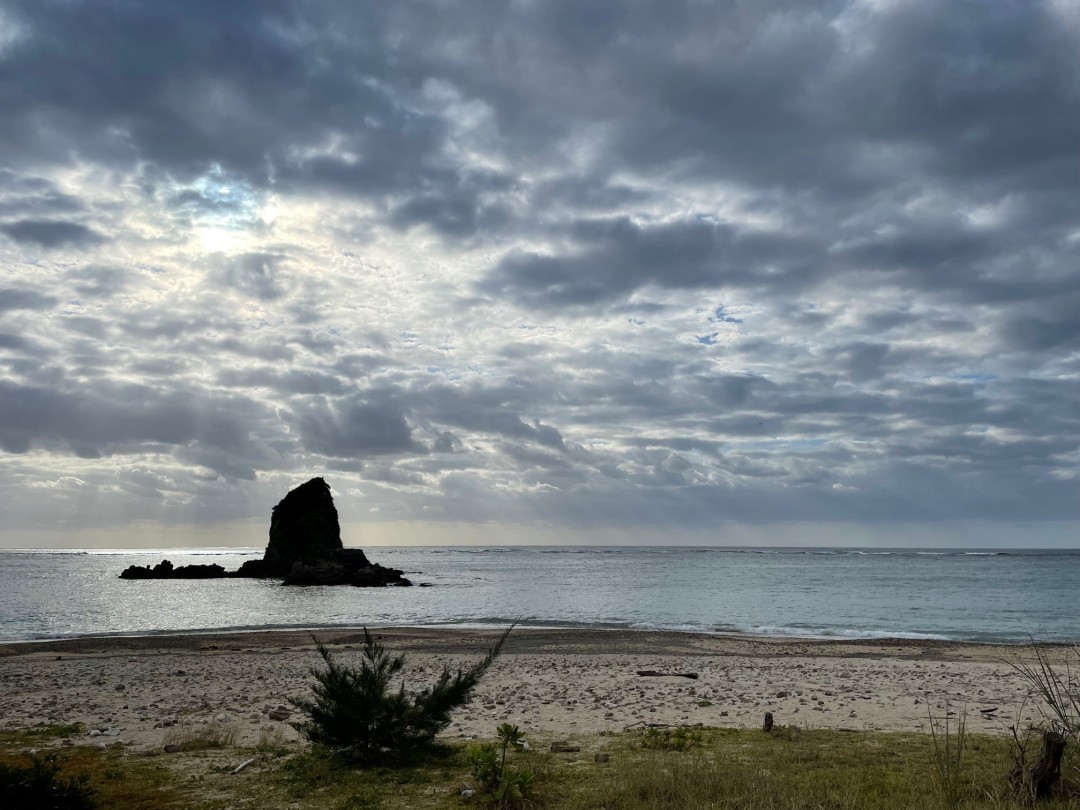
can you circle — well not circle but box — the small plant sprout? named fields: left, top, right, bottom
left=497, top=723, right=528, bottom=768
left=468, top=723, right=535, bottom=808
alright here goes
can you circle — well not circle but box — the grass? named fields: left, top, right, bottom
left=161, top=719, right=239, bottom=752
left=0, top=751, right=96, bottom=809
left=0, top=747, right=183, bottom=809
left=563, top=728, right=1080, bottom=810
left=2, top=725, right=1079, bottom=808
left=255, top=724, right=292, bottom=755
left=929, top=707, right=968, bottom=809
left=0, top=722, right=86, bottom=747
left=1010, top=643, right=1080, bottom=740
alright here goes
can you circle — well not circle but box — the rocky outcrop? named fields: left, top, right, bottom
left=118, top=560, right=228, bottom=579
left=119, top=478, right=412, bottom=587
left=267, top=477, right=349, bottom=572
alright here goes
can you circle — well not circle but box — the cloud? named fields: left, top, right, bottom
left=66, top=265, right=131, bottom=299
left=0, top=0, right=1075, bottom=543
left=479, top=216, right=820, bottom=310
left=0, top=219, right=104, bottom=248
left=0, top=288, right=57, bottom=313
left=0, top=378, right=276, bottom=479
left=209, top=252, right=293, bottom=301
left=290, top=397, right=419, bottom=458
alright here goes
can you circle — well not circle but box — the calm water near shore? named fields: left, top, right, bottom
left=1, top=546, right=1077, bottom=643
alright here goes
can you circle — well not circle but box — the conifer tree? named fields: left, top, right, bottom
left=292, top=626, right=513, bottom=764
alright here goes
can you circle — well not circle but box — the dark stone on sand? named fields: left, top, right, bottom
left=118, top=477, right=412, bottom=587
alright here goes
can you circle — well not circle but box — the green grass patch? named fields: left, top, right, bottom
left=0, top=722, right=85, bottom=747
left=259, top=744, right=474, bottom=808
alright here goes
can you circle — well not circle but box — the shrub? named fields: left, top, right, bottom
left=641, top=725, right=703, bottom=751
left=467, top=723, right=534, bottom=808
left=0, top=752, right=96, bottom=810
left=292, top=625, right=513, bottom=764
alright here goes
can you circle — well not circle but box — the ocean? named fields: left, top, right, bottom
left=1, top=546, right=1077, bottom=644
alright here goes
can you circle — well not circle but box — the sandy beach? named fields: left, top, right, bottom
left=0, top=628, right=1055, bottom=751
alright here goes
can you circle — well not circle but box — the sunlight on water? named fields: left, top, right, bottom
left=1, top=547, right=1078, bottom=643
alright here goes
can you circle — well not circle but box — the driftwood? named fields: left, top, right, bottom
left=1011, top=730, right=1067, bottom=800
left=636, top=670, right=699, bottom=680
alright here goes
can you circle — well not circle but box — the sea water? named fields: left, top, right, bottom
left=0, top=546, right=1077, bottom=643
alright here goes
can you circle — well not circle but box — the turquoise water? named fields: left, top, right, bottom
left=1, top=546, right=1077, bottom=643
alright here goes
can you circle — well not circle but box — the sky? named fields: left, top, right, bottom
left=0, top=0, right=1077, bottom=549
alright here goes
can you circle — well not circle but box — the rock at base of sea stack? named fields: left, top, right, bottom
left=119, top=477, right=412, bottom=587
left=118, top=560, right=228, bottom=580
left=281, top=560, right=413, bottom=587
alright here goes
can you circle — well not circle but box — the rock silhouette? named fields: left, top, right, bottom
left=117, top=560, right=227, bottom=579
left=119, top=478, right=411, bottom=587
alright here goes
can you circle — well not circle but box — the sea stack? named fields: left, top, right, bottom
left=267, top=477, right=351, bottom=570
left=236, top=477, right=361, bottom=578
left=119, top=477, right=412, bottom=587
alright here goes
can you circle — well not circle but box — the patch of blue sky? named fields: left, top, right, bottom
left=173, top=164, right=262, bottom=228
left=712, top=305, right=743, bottom=324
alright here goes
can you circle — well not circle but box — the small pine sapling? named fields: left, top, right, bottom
left=292, top=625, right=513, bottom=764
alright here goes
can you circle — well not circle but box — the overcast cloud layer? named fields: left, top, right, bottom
left=0, top=0, right=1077, bottom=547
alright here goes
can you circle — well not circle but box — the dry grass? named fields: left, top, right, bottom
left=256, top=724, right=292, bottom=753
left=557, top=727, right=1080, bottom=810
left=237, top=726, right=1080, bottom=809
left=161, top=718, right=239, bottom=752
left=0, top=747, right=183, bottom=809
left=1011, top=643, right=1080, bottom=740
left=3, top=724, right=1080, bottom=809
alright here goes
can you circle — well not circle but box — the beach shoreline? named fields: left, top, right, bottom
left=2, top=620, right=1065, bottom=651
left=0, top=626, right=1054, bottom=752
